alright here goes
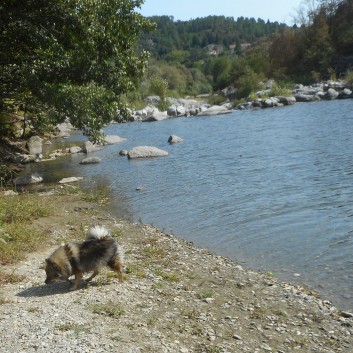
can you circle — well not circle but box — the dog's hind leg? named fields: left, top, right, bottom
left=110, top=261, right=123, bottom=282
left=86, top=270, right=99, bottom=282
left=70, top=271, right=83, bottom=290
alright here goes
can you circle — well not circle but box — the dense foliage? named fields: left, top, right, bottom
left=139, top=15, right=286, bottom=58
left=270, top=0, right=353, bottom=82
left=140, top=0, right=353, bottom=100
left=1, top=0, right=352, bottom=141
left=0, top=0, right=154, bottom=141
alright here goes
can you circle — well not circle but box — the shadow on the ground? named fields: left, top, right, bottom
left=16, top=279, right=113, bottom=297
left=16, top=281, right=80, bottom=297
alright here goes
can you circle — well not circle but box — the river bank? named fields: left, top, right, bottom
left=0, top=185, right=352, bottom=353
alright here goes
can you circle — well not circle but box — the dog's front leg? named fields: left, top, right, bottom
left=86, top=270, right=99, bottom=282
left=70, top=271, right=83, bottom=291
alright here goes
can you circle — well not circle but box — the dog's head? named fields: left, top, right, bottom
left=44, top=258, right=62, bottom=284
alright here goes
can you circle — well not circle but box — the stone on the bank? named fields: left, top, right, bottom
left=79, top=157, right=101, bottom=164
left=263, top=98, right=275, bottom=107
left=293, top=94, right=320, bottom=102
left=26, top=136, right=43, bottom=156
left=56, top=119, right=74, bottom=137
left=168, top=135, right=183, bottom=144
left=167, top=105, right=177, bottom=117
left=143, top=110, right=168, bottom=122
left=58, top=177, right=83, bottom=184
left=176, top=106, right=186, bottom=116
left=11, top=154, right=36, bottom=164
left=277, top=96, right=296, bottom=105
left=197, top=105, right=233, bottom=116
left=127, top=146, right=168, bottom=159
left=145, top=96, right=161, bottom=106
left=3, top=190, right=18, bottom=196
left=14, top=173, right=43, bottom=186
left=338, top=88, right=353, bottom=99
left=324, top=88, right=339, bottom=100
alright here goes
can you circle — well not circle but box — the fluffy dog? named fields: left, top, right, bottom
left=44, top=226, right=124, bottom=290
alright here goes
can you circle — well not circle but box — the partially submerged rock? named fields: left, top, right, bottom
left=104, top=135, right=127, bottom=145
left=119, top=149, right=128, bottom=156
left=127, top=146, right=168, bottom=159
left=81, top=141, right=101, bottom=153
left=168, top=135, right=183, bottom=144
left=58, top=177, right=84, bottom=184
left=13, top=173, right=43, bottom=186
left=11, top=154, right=36, bottom=164
left=69, top=146, right=82, bottom=154
left=79, top=157, right=101, bottom=164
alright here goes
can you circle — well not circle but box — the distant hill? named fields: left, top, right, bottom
left=139, top=15, right=288, bottom=58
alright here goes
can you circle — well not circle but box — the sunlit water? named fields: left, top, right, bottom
left=26, top=99, right=353, bottom=310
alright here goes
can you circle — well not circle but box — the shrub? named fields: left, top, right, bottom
left=344, top=70, right=353, bottom=87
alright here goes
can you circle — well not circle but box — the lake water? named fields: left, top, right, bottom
left=26, top=99, right=353, bottom=310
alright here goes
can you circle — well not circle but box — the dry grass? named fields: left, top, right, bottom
left=0, top=193, right=52, bottom=264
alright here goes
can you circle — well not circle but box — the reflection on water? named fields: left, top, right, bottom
left=25, top=99, right=353, bottom=310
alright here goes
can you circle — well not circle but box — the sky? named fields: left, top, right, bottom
left=139, top=0, right=305, bottom=25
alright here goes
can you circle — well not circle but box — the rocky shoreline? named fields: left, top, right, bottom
left=0, top=188, right=353, bottom=353
left=130, top=80, right=353, bottom=122
left=2, top=80, right=352, bottom=180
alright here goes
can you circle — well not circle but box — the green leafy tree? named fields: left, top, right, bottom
left=0, top=0, right=154, bottom=142
left=149, top=76, right=168, bottom=101
left=303, top=7, right=335, bottom=79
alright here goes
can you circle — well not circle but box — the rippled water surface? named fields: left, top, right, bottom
left=27, top=99, right=353, bottom=310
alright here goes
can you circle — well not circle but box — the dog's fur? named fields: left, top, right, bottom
left=44, top=226, right=124, bottom=290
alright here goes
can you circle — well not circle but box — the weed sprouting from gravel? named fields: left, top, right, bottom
left=87, top=301, right=125, bottom=318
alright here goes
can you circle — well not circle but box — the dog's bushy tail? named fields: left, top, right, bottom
left=86, top=225, right=124, bottom=263
left=116, top=244, right=125, bottom=263
left=86, top=225, right=110, bottom=240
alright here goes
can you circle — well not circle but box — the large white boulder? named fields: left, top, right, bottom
left=197, top=105, right=233, bottom=116
left=26, top=136, right=42, bottom=156
left=127, top=146, right=168, bottom=159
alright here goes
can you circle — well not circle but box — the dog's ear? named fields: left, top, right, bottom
left=40, top=258, right=50, bottom=269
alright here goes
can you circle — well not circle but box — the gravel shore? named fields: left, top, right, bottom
left=0, top=190, right=352, bottom=353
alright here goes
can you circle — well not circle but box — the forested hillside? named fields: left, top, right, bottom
left=139, top=0, right=353, bottom=100
left=1, top=0, right=353, bottom=143
left=139, top=15, right=287, bottom=58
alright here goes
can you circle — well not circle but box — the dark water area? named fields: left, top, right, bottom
left=25, top=99, right=353, bottom=310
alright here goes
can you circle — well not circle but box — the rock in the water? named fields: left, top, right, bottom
left=168, top=135, right=183, bottom=144
left=104, top=135, right=127, bottom=145
left=58, top=177, right=84, bottom=184
left=127, top=146, right=168, bottom=159
left=69, top=146, right=82, bottom=154
left=14, top=173, right=43, bottom=186
left=79, top=157, right=101, bottom=164
left=119, top=149, right=128, bottom=156
left=81, top=141, right=101, bottom=153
